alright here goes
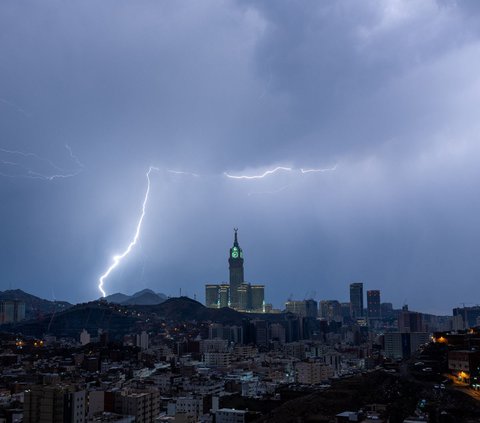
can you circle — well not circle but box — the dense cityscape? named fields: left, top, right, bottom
left=1, top=230, right=480, bottom=422
left=3, top=1, right=480, bottom=422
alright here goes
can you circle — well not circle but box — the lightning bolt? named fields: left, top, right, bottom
left=300, top=165, right=337, bottom=173
left=224, top=166, right=292, bottom=179
left=98, top=166, right=159, bottom=298
left=65, top=144, right=85, bottom=171
left=0, top=98, right=31, bottom=118
left=0, top=145, right=84, bottom=180
left=94, top=162, right=336, bottom=296
left=224, top=164, right=337, bottom=180
left=168, top=169, right=200, bottom=177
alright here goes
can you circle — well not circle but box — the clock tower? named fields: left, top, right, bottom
left=229, top=228, right=244, bottom=307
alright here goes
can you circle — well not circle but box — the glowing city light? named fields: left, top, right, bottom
left=98, top=166, right=159, bottom=297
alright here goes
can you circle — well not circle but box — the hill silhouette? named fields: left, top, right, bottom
left=0, top=289, right=72, bottom=319
left=1, top=295, right=248, bottom=338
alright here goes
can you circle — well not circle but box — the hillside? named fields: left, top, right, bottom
left=0, top=289, right=72, bottom=319
left=105, top=289, right=167, bottom=305
left=1, top=301, right=138, bottom=339
left=133, top=296, right=246, bottom=324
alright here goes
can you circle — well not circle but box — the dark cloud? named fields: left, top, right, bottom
left=1, top=0, right=480, bottom=314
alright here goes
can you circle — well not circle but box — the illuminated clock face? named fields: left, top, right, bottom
left=232, top=247, right=239, bottom=258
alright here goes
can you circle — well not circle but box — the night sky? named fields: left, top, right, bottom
left=1, top=0, right=480, bottom=314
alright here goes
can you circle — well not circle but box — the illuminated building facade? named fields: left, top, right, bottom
left=205, top=229, right=265, bottom=312
left=205, top=285, right=221, bottom=308
left=448, top=350, right=480, bottom=384
left=228, top=228, right=244, bottom=308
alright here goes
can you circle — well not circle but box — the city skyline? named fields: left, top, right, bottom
left=4, top=2, right=480, bottom=422
left=2, top=1, right=480, bottom=314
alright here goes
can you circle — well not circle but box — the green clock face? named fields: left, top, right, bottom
left=232, top=247, right=239, bottom=258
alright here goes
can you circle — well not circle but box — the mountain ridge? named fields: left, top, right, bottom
left=104, top=289, right=167, bottom=305
left=0, top=296, right=249, bottom=338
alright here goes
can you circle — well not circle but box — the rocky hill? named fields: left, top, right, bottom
left=1, top=301, right=138, bottom=339
left=0, top=289, right=72, bottom=319
left=135, top=296, right=245, bottom=324
left=104, top=289, right=167, bottom=305
left=0, top=295, right=249, bottom=338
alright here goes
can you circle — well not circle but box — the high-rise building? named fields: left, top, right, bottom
left=136, top=331, right=149, bottom=350
left=381, top=302, right=394, bottom=318
left=205, top=284, right=220, bottom=308
left=0, top=300, right=25, bottom=324
left=367, top=290, right=381, bottom=319
left=205, top=284, right=230, bottom=308
left=24, top=385, right=85, bottom=423
left=229, top=228, right=244, bottom=308
left=384, top=332, right=429, bottom=359
left=250, top=285, right=265, bottom=311
left=398, top=305, right=424, bottom=332
left=285, top=300, right=318, bottom=319
left=218, top=284, right=230, bottom=308
left=349, top=283, right=364, bottom=319
left=205, top=229, right=266, bottom=312
left=253, top=320, right=268, bottom=346
left=340, top=302, right=352, bottom=320
left=319, top=300, right=342, bottom=322
left=237, top=283, right=251, bottom=311
left=453, top=306, right=480, bottom=329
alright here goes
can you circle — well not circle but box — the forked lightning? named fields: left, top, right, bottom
left=98, top=166, right=159, bottom=297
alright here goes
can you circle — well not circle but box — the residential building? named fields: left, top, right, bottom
left=367, top=290, right=381, bottom=319
left=384, top=332, right=429, bottom=359
left=24, top=385, right=85, bottom=423
left=296, top=360, right=334, bottom=384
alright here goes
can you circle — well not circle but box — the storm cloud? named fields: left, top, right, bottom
left=1, top=0, right=480, bottom=314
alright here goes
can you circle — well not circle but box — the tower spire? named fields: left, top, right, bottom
left=234, top=228, right=238, bottom=246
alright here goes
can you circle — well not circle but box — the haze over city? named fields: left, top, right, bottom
left=2, top=0, right=480, bottom=314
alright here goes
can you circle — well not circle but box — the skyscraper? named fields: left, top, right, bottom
left=350, top=282, right=364, bottom=319
left=398, top=305, right=424, bottom=332
left=205, top=284, right=220, bottom=308
left=285, top=299, right=318, bottom=319
left=205, top=228, right=265, bottom=312
left=367, top=290, right=381, bottom=319
left=228, top=228, right=244, bottom=308
left=237, top=283, right=251, bottom=311
left=250, top=285, right=265, bottom=311
left=319, top=300, right=342, bottom=322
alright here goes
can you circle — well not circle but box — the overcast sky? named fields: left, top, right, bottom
left=1, top=0, right=480, bottom=314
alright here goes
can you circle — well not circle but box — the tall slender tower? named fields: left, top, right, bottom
left=350, top=282, right=364, bottom=319
left=229, top=228, right=244, bottom=307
